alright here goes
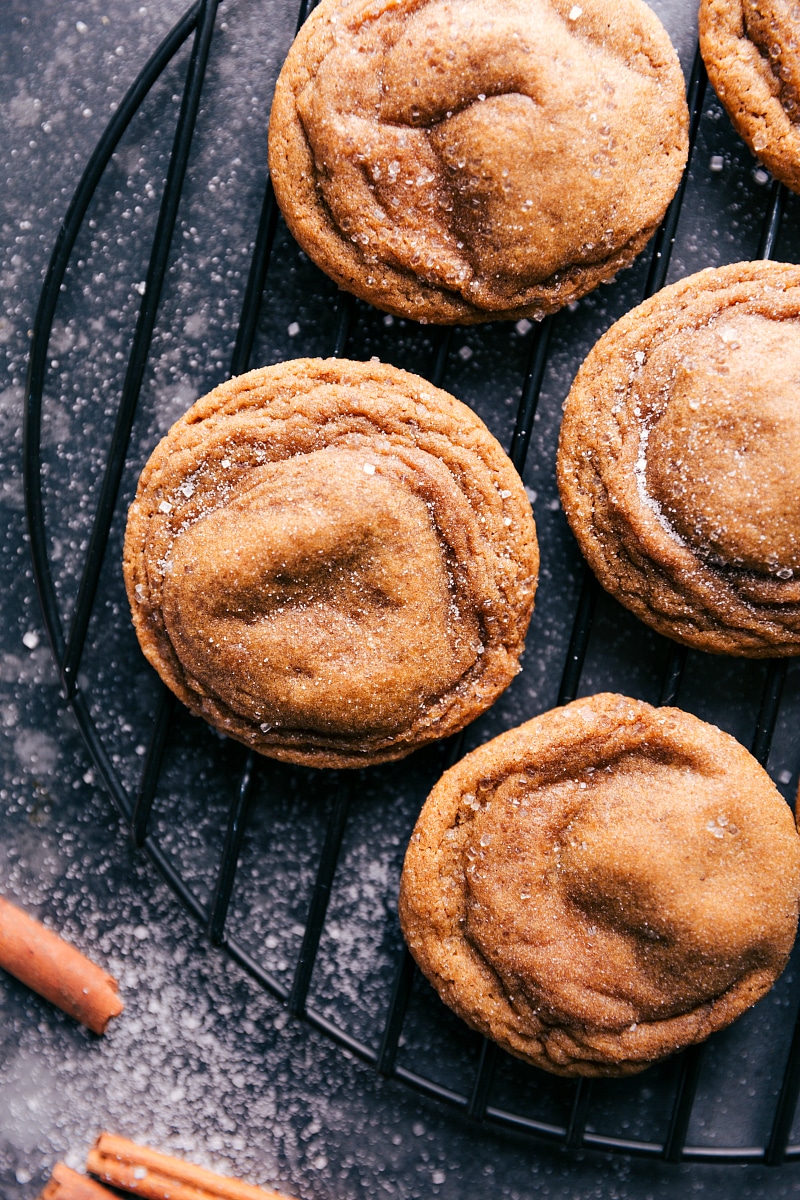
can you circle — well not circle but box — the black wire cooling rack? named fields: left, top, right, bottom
left=22, top=0, right=800, bottom=1167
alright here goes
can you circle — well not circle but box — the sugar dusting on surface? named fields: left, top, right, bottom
left=0, top=785, right=457, bottom=1196
left=3, top=0, right=800, bottom=1194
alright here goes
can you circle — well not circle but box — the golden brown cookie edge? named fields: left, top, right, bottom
left=699, top=0, right=800, bottom=195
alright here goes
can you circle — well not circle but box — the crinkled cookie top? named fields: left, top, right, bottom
left=399, top=693, right=800, bottom=1076
left=558, top=260, right=800, bottom=656
left=269, top=0, right=689, bottom=323
left=123, top=359, right=538, bottom=768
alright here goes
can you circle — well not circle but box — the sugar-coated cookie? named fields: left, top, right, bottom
left=558, top=261, right=800, bottom=656
left=269, top=0, right=689, bottom=324
left=399, top=693, right=800, bottom=1076
left=700, top=0, right=800, bottom=194
left=123, top=359, right=538, bottom=768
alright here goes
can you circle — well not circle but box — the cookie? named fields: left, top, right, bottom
left=399, top=693, right=800, bottom=1077
left=700, top=0, right=800, bottom=193
left=123, top=359, right=539, bottom=769
left=268, top=0, right=689, bottom=325
left=557, top=260, right=800, bottom=656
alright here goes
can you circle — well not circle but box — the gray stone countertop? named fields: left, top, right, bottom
left=2, top=2, right=800, bottom=1198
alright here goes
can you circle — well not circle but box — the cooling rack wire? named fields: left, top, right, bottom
left=22, top=0, right=800, bottom=1166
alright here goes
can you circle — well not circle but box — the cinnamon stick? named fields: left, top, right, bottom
left=38, top=1163, right=117, bottom=1200
left=0, top=895, right=123, bottom=1034
left=87, top=1134, right=296, bottom=1200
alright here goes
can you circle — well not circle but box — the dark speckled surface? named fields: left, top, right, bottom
left=3, top=1, right=800, bottom=1196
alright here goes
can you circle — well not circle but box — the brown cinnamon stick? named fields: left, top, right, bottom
left=38, top=1163, right=117, bottom=1200
left=87, top=1134, right=296, bottom=1200
left=0, top=895, right=123, bottom=1034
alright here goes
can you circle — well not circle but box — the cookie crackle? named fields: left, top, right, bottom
left=268, top=0, right=689, bottom=323
left=558, top=260, right=800, bottom=656
left=123, top=359, right=538, bottom=768
left=399, top=693, right=800, bottom=1076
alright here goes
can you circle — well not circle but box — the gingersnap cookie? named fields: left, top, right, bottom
left=700, top=0, right=800, bottom=194
left=399, top=692, right=800, bottom=1077
left=557, top=260, right=800, bottom=657
left=123, top=359, right=538, bottom=769
left=267, top=0, right=689, bottom=325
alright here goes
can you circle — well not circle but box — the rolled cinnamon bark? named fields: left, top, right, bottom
left=87, top=1135, right=294, bottom=1200
left=0, top=896, right=124, bottom=1034
left=38, top=1164, right=117, bottom=1200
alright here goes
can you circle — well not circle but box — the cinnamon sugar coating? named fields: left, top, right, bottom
left=268, top=0, right=689, bottom=324
left=700, top=0, right=800, bottom=194
left=399, top=693, right=800, bottom=1077
left=123, top=359, right=538, bottom=768
left=558, top=261, right=800, bottom=656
